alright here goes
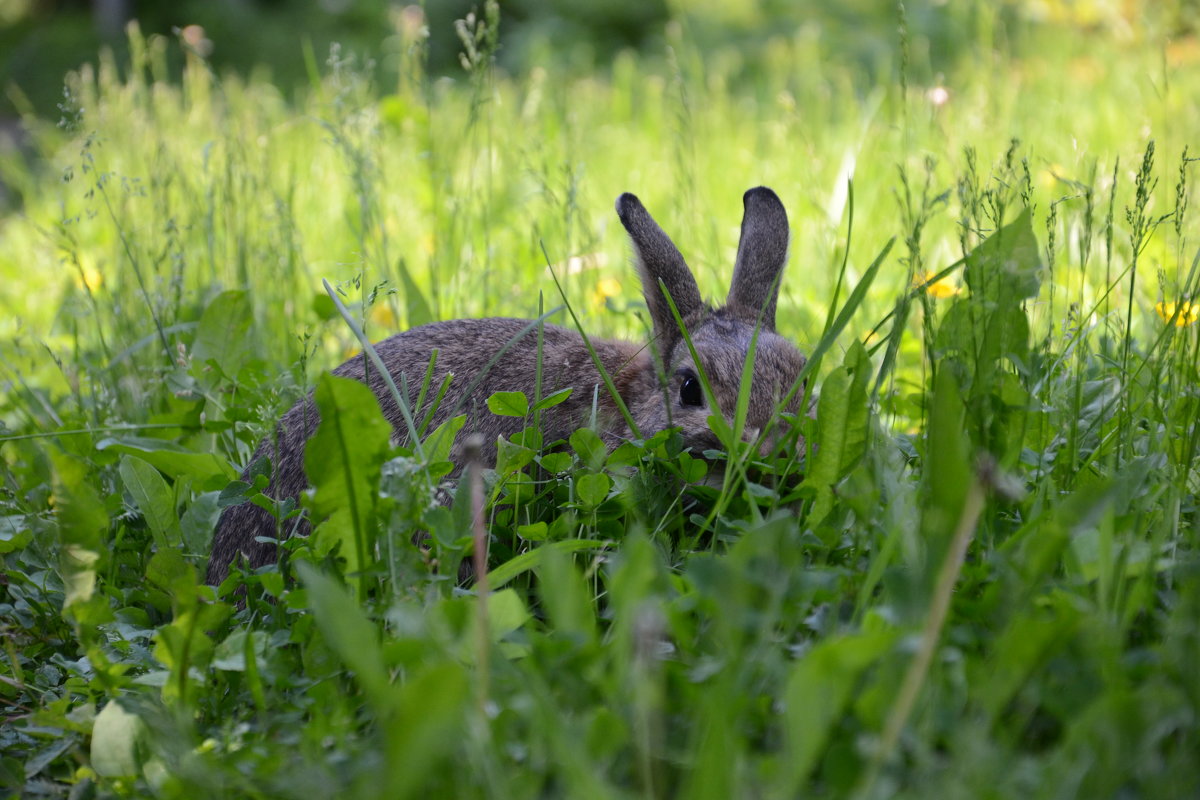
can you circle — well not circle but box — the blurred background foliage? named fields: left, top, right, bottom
left=2, top=0, right=1198, bottom=120
left=2, top=1, right=1200, bottom=795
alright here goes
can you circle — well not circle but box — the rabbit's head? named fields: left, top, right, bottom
left=617, top=187, right=806, bottom=455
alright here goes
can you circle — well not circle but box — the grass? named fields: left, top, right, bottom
left=2, top=5, right=1200, bottom=798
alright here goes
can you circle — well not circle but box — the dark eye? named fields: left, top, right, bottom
left=679, top=375, right=703, bottom=407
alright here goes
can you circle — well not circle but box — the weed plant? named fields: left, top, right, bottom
left=1, top=8, right=1199, bottom=799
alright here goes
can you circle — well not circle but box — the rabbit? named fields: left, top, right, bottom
left=205, top=186, right=807, bottom=586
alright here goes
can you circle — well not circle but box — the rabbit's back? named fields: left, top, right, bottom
left=206, top=317, right=647, bottom=585
left=338, top=318, right=645, bottom=454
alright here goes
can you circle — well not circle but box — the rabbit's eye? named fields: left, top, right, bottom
left=679, top=376, right=704, bottom=407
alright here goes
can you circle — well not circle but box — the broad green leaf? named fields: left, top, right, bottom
left=808, top=367, right=851, bottom=488
left=97, top=436, right=236, bottom=483
left=533, top=387, right=573, bottom=411
left=808, top=342, right=870, bottom=490
left=21, top=737, right=74, bottom=782
left=297, top=562, right=390, bottom=709
left=91, top=700, right=146, bottom=778
left=575, top=472, right=612, bottom=508
left=487, top=390, right=529, bottom=417
left=145, top=547, right=195, bottom=599
left=191, top=290, right=253, bottom=381
left=50, top=450, right=109, bottom=620
left=217, top=480, right=254, bottom=508
left=677, top=452, right=708, bottom=483
left=50, top=450, right=108, bottom=553
left=311, top=292, right=338, bottom=320
left=0, top=517, right=33, bottom=554
left=495, top=437, right=535, bottom=474
left=933, top=211, right=1040, bottom=469
left=422, top=413, right=465, bottom=466
left=606, top=441, right=644, bottom=467
left=569, top=427, right=605, bottom=470
left=537, top=546, right=597, bottom=643
left=963, top=207, right=1042, bottom=302
left=488, top=539, right=610, bottom=588
left=61, top=547, right=102, bottom=621
left=295, top=563, right=388, bottom=705
left=538, top=452, right=574, bottom=474
left=152, top=603, right=229, bottom=704
left=378, top=660, right=469, bottom=799
left=243, top=624, right=267, bottom=712
left=676, top=682, right=738, bottom=800
left=305, top=373, right=393, bottom=595
left=924, top=367, right=972, bottom=557
left=985, top=305, right=1031, bottom=363
left=425, top=505, right=468, bottom=550
left=977, top=607, right=1082, bottom=720
left=808, top=485, right=834, bottom=532
left=1004, top=457, right=1153, bottom=586
left=179, top=490, right=221, bottom=554
left=777, top=631, right=896, bottom=793
left=517, top=521, right=548, bottom=541
left=936, top=302, right=1030, bottom=370
left=606, top=534, right=665, bottom=674
left=511, top=426, right=543, bottom=450
left=212, top=629, right=268, bottom=673
left=487, top=588, right=531, bottom=641
left=119, top=455, right=182, bottom=549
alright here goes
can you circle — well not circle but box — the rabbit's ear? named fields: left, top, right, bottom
left=616, top=192, right=704, bottom=356
left=727, top=187, right=789, bottom=331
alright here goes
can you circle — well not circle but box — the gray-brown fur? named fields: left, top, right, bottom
left=728, top=186, right=791, bottom=329
left=206, top=186, right=807, bottom=586
left=615, top=192, right=705, bottom=364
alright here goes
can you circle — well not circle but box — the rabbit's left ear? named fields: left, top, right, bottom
left=616, top=192, right=704, bottom=362
left=727, top=187, right=789, bottom=331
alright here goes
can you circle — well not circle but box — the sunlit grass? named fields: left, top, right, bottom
left=1, top=9, right=1199, bottom=798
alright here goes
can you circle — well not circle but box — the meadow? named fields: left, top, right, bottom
left=1, top=3, right=1199, bottom=797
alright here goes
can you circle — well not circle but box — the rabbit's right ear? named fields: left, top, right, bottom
left=616, top=193, right=704, bottom=363
left=727, top=186, right=789, bottom=331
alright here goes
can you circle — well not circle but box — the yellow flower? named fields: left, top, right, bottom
left=912, top=271, right=960, bottom=299
left=1156, top=300, right=1198, bottom=327
left=72, top=253, right=103, bottom=291
left=370, top=302, right=398, bottom=329
left=1038, top=163, right=1064, bottom=190
left=81, top=266, right=103, bottom=292
left=591, top=277, right=622, bottom=308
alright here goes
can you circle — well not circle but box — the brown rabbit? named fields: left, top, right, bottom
left=206, top=187, right=807, bottom=585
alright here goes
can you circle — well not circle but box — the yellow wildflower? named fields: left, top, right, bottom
left=592, top=277, right=622, bottom=308
left=912, top=270, right=960, bottom=299
left=1156, top=300, right=1198, bottom=327
left=1038, top=163, right=1064, bottom=190
left=370, top=302, right=398, bottom=330
left=81, top=266, right=103, bottom=292
left=72, top=253, right=103, bottom=291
